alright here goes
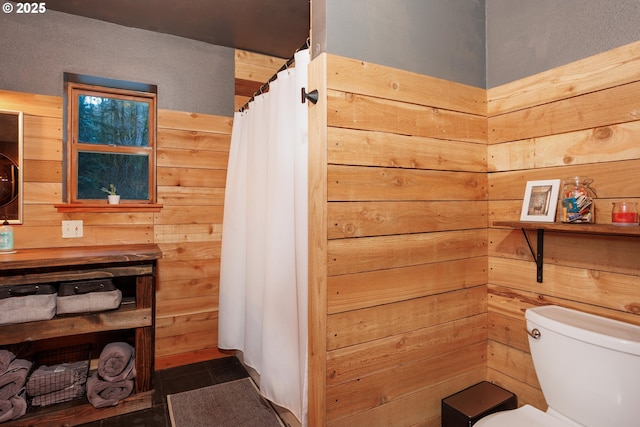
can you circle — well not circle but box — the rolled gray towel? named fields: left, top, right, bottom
left=0, top=350, right=15, bottom=375
left=98, top=342, right=136, bottom=382
left=0, top=359, right=32, bottom=400
left=0, top=388, right=27, bottom=423
left=86, top=371, right=133, bottom=408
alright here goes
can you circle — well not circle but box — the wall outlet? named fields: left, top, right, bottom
left=62, top=220, right=83, bottom=238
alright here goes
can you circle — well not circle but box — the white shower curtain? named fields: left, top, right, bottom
left=218, top=49, right=309, bottom=425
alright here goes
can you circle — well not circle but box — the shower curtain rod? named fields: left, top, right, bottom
left=239, top=38, right=310, bottom=112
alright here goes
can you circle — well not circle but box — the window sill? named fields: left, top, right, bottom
left=55, top=203, right=163, bottom=213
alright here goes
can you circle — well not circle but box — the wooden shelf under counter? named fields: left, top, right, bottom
left=0, top=244, right=161, bottom=427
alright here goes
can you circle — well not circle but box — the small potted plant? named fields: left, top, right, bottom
left=101, top=184, right=120, bottom=204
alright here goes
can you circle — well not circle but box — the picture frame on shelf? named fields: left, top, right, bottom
left=520, top=179, right=561, bottom=222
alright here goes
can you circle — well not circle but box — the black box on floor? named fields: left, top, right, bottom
left=441, top=381, right=517, bottom=427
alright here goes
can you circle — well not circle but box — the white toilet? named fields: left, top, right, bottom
left=476, top=305, right=640, bottom=427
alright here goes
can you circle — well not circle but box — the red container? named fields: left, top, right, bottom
left=612, top=202, right=638, bottom=226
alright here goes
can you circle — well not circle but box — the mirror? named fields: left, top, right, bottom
left=0, top=110, right=23, bottom=224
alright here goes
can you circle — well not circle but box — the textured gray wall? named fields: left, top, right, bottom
left=486, top=0, right=640, bottom=88
left=316, top=0, right=486, bottom=88
left=313, top=0, right=640, bottom=89
left=0, top=9, right=234, bottom=116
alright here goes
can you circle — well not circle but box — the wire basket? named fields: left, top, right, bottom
left=26, top=344, right=92, bottom=407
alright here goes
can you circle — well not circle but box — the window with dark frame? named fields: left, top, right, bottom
left=64, top=73, right=157, bottom=204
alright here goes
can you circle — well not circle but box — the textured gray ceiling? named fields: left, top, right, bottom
left=45, top=0, right=310, bottom=59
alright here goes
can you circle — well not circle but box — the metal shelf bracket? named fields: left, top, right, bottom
left=521, top=228, right=544, bottom=283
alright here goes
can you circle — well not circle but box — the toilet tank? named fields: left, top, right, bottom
left=526, top=305, right=640, bottom=427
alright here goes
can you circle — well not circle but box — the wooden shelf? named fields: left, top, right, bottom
left=0, top=306, right=152, bottom=346
left=0, top=244, right=160, bottom=425
left=54, top=203, right=163, bottom=213
left=492, top=221, right=640, bottom=236
left=492, top=221, right=640, bottom=283
left=3, top=390, right=153, bottom=427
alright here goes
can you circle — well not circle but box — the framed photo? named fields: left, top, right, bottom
left=520, top=179, right=561, bottom=222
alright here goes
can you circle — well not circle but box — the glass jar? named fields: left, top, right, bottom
left=611, top=202, right=638, bottom=226
left=0, top=219, right=13, bottom=252
left=560, top=176, right=596, bottom=223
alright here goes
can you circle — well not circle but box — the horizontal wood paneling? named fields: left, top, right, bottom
left=490, top=227, right=640, bottom=277
left=157, top=186, right=225, bottom=206
left=328, top=89, right=487, bottom=143
left=487, top=40, right=640, bottom=117
left=489, top=159, right=640, bottom=201
left=0, top=91, right=62, bottom=118
left=487, top=40, right=640, bottom=414
left=326, top=314, right=487, bottom=387
left=157, top=147, right=229, bottom=169
left=155, top=112, right=230, bottom=367
left=158, top=167, right=227, bottom=188
left=157, top=110, right=232, bottom=133
left=489, top=257, right=640, bottom=313
left=329, top=127, right=487, bottom=172
left=24, top=160, right=61, bottom=182
left=328, top=369, right=485, bottom=427
left=158, top=128, right=231, bottom=151
left=326, top=55, right=487, bottom=116
left=327, top=258, right=487, bottom=314
left=328, top=165, right=487, bottom=202
left=327, top=286, right=486, bottom=350
left=488, top=121, right=640, bottom=172
left=234, top=49, right=287, bottom=111
left=328, top=229, right=486, bottom=276
left=329, top=201, right=487, bottom=238
left=488, top=80, right=640, bottom=144
left=311, top=54, right=490, bottom=426
left=235, top=49, right=288, bottom=83
left=327, top=341, right=486, bottom=423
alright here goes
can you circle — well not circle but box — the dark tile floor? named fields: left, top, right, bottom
left=81, top=356, right=250, bottom=427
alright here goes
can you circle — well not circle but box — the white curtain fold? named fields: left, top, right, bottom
left=218, top=49, right=309, bottom=426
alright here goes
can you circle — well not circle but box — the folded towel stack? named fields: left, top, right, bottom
left=87, top=342, right=136, bottom=408
left=0, top=353, right=31, bottom=423
left=26, top=360, right=89, bottom=407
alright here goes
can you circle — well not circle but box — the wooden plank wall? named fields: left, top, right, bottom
left=308, top=53, right=490, bottom=427
left=155, top=49, right=285, bottom=367
left=487, top=40, right=640, bottom=409
left=154, top=110, right=233, bottom=369
left=234, top=49, right=287, bottom=111
left=0, top=89, right=233, bottom=370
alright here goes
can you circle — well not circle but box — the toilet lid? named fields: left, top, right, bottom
left=475, top=405, right=572, bottom=427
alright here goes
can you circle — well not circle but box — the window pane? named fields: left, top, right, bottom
left=77, top=152, right=149, bottom=200
left=78, top=95, right=149, bottom=147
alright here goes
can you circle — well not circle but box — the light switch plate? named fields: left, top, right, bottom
left=62, top=220, right=83, bottom=238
